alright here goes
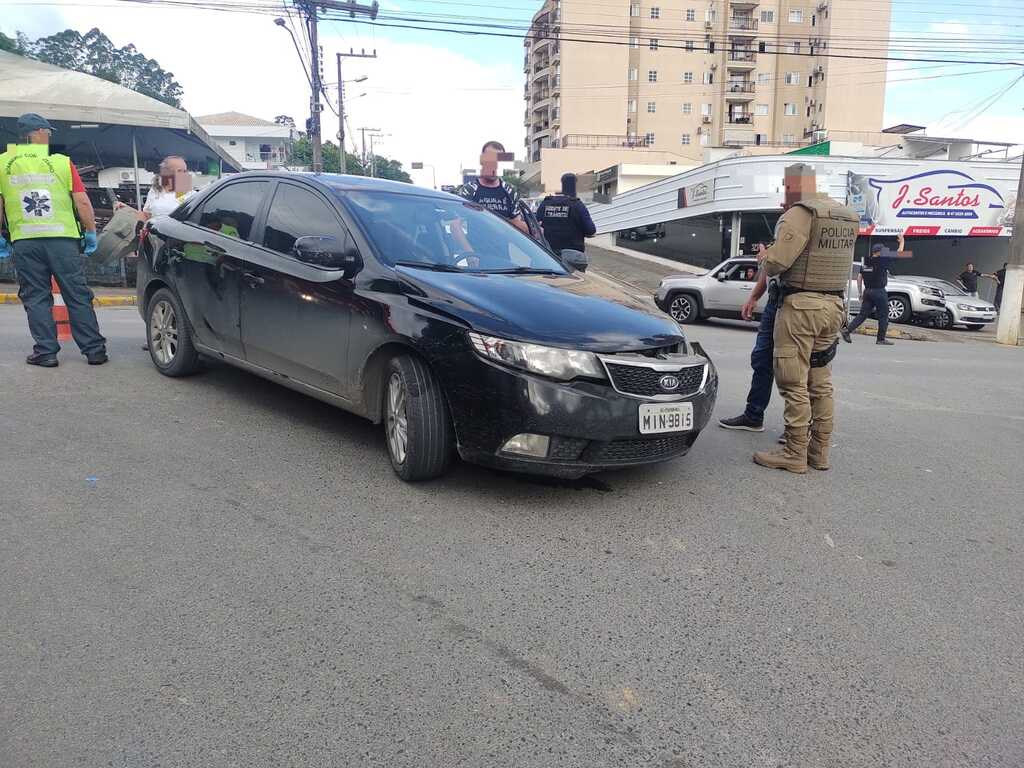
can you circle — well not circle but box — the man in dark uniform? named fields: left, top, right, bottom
left=993, top=262, right=1007, bottom=310
left=843, top=234, right=907, bottom=346
left=536, top=173, right=596, bottom=255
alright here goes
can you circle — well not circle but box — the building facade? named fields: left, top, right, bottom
left=522, top=0, right=890, bottom=190
left=196, top=112, right=295, bottom=171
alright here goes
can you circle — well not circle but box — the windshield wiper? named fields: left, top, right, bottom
left=482, top=266, right=564, bottom=275
left=394, top=260, right=466, bottom=273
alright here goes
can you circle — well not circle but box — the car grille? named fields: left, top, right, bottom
left=585, top=435, right=693, bottom=464
left=604, top=361, right=705, bottom=398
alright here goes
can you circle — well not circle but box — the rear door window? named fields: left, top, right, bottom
left=190, top=181, right=268, bottom=242
left=262, top=183, right=349, bottom=256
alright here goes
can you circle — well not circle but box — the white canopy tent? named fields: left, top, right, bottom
left=0, top=50, right=240, bottom=207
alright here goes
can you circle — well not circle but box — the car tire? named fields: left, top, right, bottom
left=384, top=354, right=454, bottom=482
left=934, top=310, right=954, bottom=330
left=887, top=295, right=912, bottom=324
left=146, top=287, right=200, bottom=377
left=667, top=292, right=700, bottom=324
left=966, top=324, right=985, bottom=331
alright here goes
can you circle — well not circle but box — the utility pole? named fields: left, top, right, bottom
left=359, top=127, right=381, bottom=175
left=295, top=0, right=379, bottom=173
left=995, top=157, right=1024, bottom=346
left=336, top=48, right=376, bottom=175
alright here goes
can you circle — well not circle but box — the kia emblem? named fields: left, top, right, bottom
left=659, top=374, right=680, bottom=391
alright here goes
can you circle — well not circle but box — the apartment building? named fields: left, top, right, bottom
left=522, top=0, right=891, bottom=190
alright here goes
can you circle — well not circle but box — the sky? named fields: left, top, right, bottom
left=1, top=0, right=1021, bottom=187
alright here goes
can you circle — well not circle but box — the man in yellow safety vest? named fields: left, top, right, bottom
left=0, top=113, right=107, bottom=367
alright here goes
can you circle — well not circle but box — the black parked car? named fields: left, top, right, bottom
left=137, top=173, right=718, bottom=481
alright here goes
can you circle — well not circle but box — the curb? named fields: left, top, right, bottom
left=0, top=293, right=136, bottom=307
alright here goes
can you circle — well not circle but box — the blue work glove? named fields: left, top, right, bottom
left=0, top=236, right=10, bottom=260
left=82, top=230, right=98, bottom=256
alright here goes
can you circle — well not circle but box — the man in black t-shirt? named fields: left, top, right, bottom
left=843, top=235, right=903, bottom=345
left=958, top=262, right=984, bottom=297
left=455, top=140, right=528, bottom=235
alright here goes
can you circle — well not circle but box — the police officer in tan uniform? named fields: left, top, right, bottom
left=753, top=164, right=857, bottom=474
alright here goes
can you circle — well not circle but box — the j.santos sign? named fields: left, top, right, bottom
left=847, top=170, right=1016, bottom=237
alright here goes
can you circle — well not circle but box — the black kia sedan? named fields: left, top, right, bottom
left=136, top=173, right=717, bottom=481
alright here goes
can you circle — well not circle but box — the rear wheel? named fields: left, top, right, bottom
left=887, top=295, right=911, bottom=324
left=384, top=355, right=454, bottom=481
left=146, top=288, right=200, bottom=377
left=668, top=292, right=700, bottom=324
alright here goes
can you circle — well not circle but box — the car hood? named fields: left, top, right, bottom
left=396, top=266, right=684, bottom=353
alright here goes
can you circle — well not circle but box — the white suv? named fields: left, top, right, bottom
left=655, top=257, right=767, bottom=324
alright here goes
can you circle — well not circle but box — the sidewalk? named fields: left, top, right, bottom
left=0, top=283, right=136, bottom=307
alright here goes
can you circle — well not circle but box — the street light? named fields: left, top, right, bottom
left=274, top=18, right=311, bottom=86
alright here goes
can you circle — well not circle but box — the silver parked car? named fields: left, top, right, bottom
left=899, top=277, right=997, bottom=330
left=655, top=257, right=767, bottom=324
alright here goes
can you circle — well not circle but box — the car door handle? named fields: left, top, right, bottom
left=243, top=272, right=265, bottom=287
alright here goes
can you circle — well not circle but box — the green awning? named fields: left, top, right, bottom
left=788, top=141, right=831, bottom=156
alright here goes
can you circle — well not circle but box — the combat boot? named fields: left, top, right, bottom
left=807, top=431, right=832, bottom=471
left=753, top=428, right=808, bottom=474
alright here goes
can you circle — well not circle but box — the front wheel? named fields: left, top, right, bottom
left=384, top=355, right=454, bottom=481
left=668, top=292, right=699, bottom=324
left=966, top=324, right=985, bottom=331
left=146, top=288, right=200, bottom=377
left=887, top=295, right=912, bottom=324
left=934, top=310, right=954, bottom=330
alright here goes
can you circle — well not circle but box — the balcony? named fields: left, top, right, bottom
left=533, top=66, right=551, bottom=83
left=532, top=90, right=551, bottom=104
left=533, top=58, right=550, bottom=74
left=561, top=134, right=654, bottom=149
left=727, top=115, right=753, bottom=124
left=551, top=107, right=560, bottom=123
left=728, top=15, right=758, bottom=33
left=725, top=81, right=756, bottom=100
left=727, top=49, right=757, bottom=67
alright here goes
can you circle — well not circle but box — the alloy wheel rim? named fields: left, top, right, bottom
left=887, top=300, right=904, bottom=321
left=149, top=300, right=178, bottom=366
left=386, top=372, right=409, bottom=465
left=671, top=297, right=692, bottom=322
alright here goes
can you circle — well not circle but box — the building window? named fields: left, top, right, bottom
left=631, top=37, right=640, bottom=48
left=650, top=6, right=660, bottom=19
left=700, top=133, right=709, bottom=146
left=648, top=70, right=658, bottom=82
left=785, top=72, right=800, bottom=85
left=629, top=67, right=638, bottom=81
left=647, top=101, right=657, bottom=113
left=789, top=9, right=803, bottom=22
left=685, top=40, right=694, bottom=51
left=686, top=8, right=695, bottom=21
left=811, top=13, right=816, bottom=26
left=683, top=71, right=694, bottom=83
left=709, top=41, right=716, bottom=52
left=644, top=132, right=655, bottom=145
left=761, top=9, right=774, bottom=23
left=758, top=72, right=772, bottom=84
left=819, top=102, right=823, bottom=112
left=705, top=8, right=716, bottom=22
left=784, top=102, right=797, bottom=115
left=229, top=140, right=237, bottom=146
left=788, top=42, right=801, bottom=54
left=681, top=133, right=692, bottom=145
left=630, top=3, right=640, bottom=17
left=702, top=103, right=712, bottom=116
left=784, top=133, right=796, bottom=144
left=628, top=99, right=637, bottom=113
left=808, top=74, right=814, bottom=87
left=703, top=71, right=714, bottom=84
left=649, top=38, right=659, bottom=50
left=756, top=103, right=769, bottom=116
left=682, top=102, right=692, bottom=114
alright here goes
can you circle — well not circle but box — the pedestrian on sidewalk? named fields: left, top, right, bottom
left=0, top=114, right=107, bottom=368
left=843, top=235, right=905, bottom=346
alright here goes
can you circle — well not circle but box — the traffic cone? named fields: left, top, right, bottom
left=51, top=277, right=72, bottom=342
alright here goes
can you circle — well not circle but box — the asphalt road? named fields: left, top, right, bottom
left=1, top=305, right=1022, bottom=768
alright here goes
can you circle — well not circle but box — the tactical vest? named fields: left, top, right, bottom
left=0, top=144, right=79, bottom=242
left=781, top=197, right=858, bottom=292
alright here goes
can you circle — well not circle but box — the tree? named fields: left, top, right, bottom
left=288, top=137, right=364, bottom=174
left=0, top=31, right=21, bottom=54
left=502, top=170, right=526, bottom=195
left=20, top=27, right=184, bottom=107
left=274, top=115, right=296, bottom=128
left=368, top=156, right=413, bottom=183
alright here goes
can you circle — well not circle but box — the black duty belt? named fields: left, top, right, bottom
left=781, top=287, right=845, bottom=298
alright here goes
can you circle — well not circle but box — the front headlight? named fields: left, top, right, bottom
left=923, top=287, right=943, bottom=297
left=468, top=332, right=605, bottom=381
left=957, top=304, right=974, bottom=311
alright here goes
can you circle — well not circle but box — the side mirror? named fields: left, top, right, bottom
left=561, top=248, right=588, bottom=273
left=716, top=273, right=727, bottom=282
left=292, top=235, right=362, bottom=278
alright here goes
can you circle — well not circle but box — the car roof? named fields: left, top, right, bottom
left=228, top=171, right=452, bottom=199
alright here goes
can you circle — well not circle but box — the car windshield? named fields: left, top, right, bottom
left=340, top=190, right=568, bottom=274
left=922, top=279, right=966, bottom=296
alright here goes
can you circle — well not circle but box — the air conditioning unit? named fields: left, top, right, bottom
left=814, top=65, right=824, bottom=74
left=697, top=126, right=704, bottom=135
left=710, top=63, right=718, bottom=70
left=704, top=21, right=713, bottom=30
left=814, top=129, right=827, bottom=142
left=702, top=115, right=712, bottom=124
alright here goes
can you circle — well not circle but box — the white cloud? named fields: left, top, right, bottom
left=0, top=1, right=523, bottom=187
